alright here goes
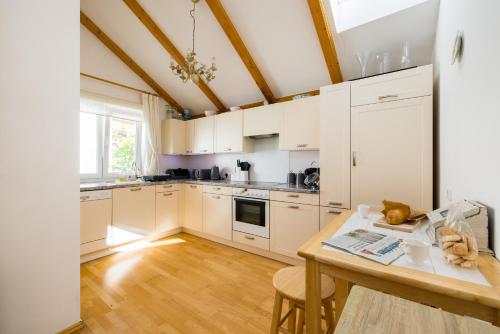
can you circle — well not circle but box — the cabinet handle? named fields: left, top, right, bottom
left=328, top=209, right=342, bottom=214
left=225, top=148, right=232, bottom=151
left=214, top=187, right=221, bottom=190
left=378, top=94, right=399, bottom=100
left=244, top=235, right=255, bottom=240
left=288, top=205, right=300, bottom=209
left=287, top=194, right=300, bottom=198
left=213, top=195, right=220, bottom=199
left=80, top=195, right=90, bottom=201
left=352, top=151, right=357, bottom=167
left=186, top=150, right=191, bottom=154
left=296, top=144, right=307, bottom=148
left=163, top=185, right=173, bottom=188
left=202, top=149, right=208, bottom=153
left=190, top=185, right=197, bottom=188
left=130, top=187, right=142, bottom=192
left=163, top=192, right=173, bottom=197
left=328, top=201, right=342, bottom=206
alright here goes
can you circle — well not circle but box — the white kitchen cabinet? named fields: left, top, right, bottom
left=112, top=186, right=156, bottom=241
left=320, top=207, right=346, bottom=230
left=155, top=190, right=180, bottom=233
left=161, top=119, right=185, bottom=155
left=185, top=119, right=195, bottom=154
left=203, top=192, right=232, bottom=240
left=320, top=83, right=351, bottom=209
left=270, top=201, right=319, bottom=258
left=279, top=96, right=320, bottom=151
left=243, top=103, right=282, bottom=136
left=80, top=190, right=112, bottom=255
left=215, top=110, right=253, bottom=153
left=194, top=116, right=214, bottom=154
left=183, top=184, right=203, bottom=232
left=351, top=96, right=433, bottom=212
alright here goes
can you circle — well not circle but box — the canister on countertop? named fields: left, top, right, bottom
left=296, top=171, right=305, bottom=186
left=287, top=171, right=297, bottom=185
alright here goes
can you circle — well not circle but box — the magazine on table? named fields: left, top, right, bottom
left=322, top=229, right=404, bottom=265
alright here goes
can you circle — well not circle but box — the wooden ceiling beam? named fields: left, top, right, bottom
left=206, top=0, right=276, bottom=104
left=122, top=0, right=227, bottom=112
left=307, top=0, right=343, bottom=83
left=80, top=11, right=182, bottom=110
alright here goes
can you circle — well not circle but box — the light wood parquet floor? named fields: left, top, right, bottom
left=78, top=233, right=287, bottom=334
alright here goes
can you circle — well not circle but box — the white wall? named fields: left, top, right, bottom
left=434, top=0, right=500, bottom=259
left=0, top=1, right=80, bottom=333
left=163, top=137, right=319, bottom=183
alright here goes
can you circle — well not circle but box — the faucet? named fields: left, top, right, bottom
left=131, top=161, right=141, bottom=180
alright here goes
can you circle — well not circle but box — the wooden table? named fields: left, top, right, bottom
left=335, top=286, right=500, bottom=334
left=298, top=211, right=500, bottom=334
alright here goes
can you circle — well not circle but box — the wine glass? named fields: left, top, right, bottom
left=356, top=52, right=371, bottom=78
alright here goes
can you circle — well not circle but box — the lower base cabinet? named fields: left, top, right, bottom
left=203, top=192, right=232, bottom=240
left=183, top=184, right=203, bottom=232
left=156, top=190, right=180, bottom=233
left=270, top=201, right=319, bottom=258
left=320, top=207, right=346, bottom=230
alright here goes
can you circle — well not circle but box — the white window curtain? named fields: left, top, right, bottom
left=141, top=93, right=161, bottom=175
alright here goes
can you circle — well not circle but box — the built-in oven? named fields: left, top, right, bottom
left=232, top=188, right=270, bottom=239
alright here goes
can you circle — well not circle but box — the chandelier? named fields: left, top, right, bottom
left=170, top=0, right=217, bottom=83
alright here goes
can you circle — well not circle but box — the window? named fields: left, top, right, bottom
left=80, top=93, right=143, bottom=180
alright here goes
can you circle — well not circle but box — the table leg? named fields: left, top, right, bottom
left=334, top=278, right=350, bottom=325
left=306, top=259, right=322, bottom=334
left=494, top=309, right=500, bottom=327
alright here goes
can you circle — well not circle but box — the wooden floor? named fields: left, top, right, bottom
left=78, top=233, right=287, bottom=334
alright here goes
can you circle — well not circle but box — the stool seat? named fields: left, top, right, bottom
left=272, top=266, right=335, bottom=302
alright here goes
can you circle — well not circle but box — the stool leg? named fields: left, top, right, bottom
left=288, top=300, right=296, bottom=333
left=296, top=309, right=305, bottom=334
left=270, top=292, right=284, bottom=334
left=323, top=298, right=335, bottom=334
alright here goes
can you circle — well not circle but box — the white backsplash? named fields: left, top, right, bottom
left=159, top=137, right=319, bottom=183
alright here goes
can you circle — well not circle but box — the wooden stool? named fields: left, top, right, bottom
left=270, top=266, right=335, bottom=334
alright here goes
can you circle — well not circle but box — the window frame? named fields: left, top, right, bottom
left=79, top=113, right=104, bottom=180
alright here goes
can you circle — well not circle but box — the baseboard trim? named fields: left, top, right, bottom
left=56, top=320, right=84, bottom=334
left=181, top=228, right=303, bottom=266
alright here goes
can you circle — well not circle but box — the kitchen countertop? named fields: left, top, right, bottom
left=80, top=179, right=319, bottom=194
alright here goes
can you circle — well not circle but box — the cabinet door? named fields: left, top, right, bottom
left=351, top=96, right=432, bottom=212
left=203, top=193, right=232, bottom=240
left=215, top=110, right=246, bottom=153
left=161, top=119, right=185, bottom=155
left=185, top=120, right=195, bottom=154
left=112, top=186, right=156, bottom=242
left=320, top=83, right=351, bottom=209
left=270, top=201, right=319, bottom=258
left=243, top=104, right=282, bottom=136
left=155, top=191, right=179, bottom=232
left=279, top=96, right=319, bottom=150
left=320, top=207, right=345, bottom=231
left=194, top=117, right=214, bottom=154
left=183, top=184, right=203, bottom=231
left=80, top=199, right=112, bottom=244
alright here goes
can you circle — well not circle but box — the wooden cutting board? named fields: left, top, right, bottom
left=373, top=218, right=423, bottom=233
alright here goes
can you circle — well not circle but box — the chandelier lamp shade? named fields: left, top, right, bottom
left=170, top=0, right=217, bottom=84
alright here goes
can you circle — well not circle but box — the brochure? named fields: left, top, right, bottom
left=322, top=229, right=404, bottom=265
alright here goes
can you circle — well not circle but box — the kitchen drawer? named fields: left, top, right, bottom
left=155, top=183, right=180, bottom=192
left=270, top=191, right=319, bottom=205
left=202, top=185, right=232, bottom=195
left=80, top=190, right=112, bottom=201
left=351, top=64, right=432, bottom=106
left=233, top=231, right=269, bottom=251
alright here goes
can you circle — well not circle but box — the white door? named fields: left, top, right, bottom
left=279, top=96, right=320, bottom=150
left=203, top=193, right=232, bottom=240
left=183, top=184, right=203, bottom=231
left=194, top=117, right=214, bottom=154
left=270, top=201, right=319, bottom=258
left=320, top=83, right=351, bottom=209
left=185, top=120, right=195, bottom=154
left=215, top=110, right=243, bottom=153
left=155, top=191, right=179, bottom=232
left=351, top=96, right=433, bottom=212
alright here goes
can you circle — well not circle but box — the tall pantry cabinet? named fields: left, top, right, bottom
left=320, top=65, right=433, bottom=219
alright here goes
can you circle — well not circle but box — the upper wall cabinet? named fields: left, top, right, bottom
left=194, top=116, right=214, bottom=154
left=215, top=110, right=253, bottom=153
left=279, top=96, right=320, bottom=151
left=162, top=119, right=185, bottom=155
left=185, top=119, right=195, bottom=154
left=243, top=104, right=282, bottom=137
left=350, top=65, right=433, bottom=106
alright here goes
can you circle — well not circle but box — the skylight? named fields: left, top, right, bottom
left=329, top=0, right=431, bottom=33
